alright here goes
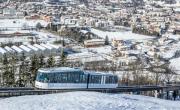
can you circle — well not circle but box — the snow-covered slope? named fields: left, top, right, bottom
left=0, top=92, right=179, bottom=110
left=90, top=28, right=155, bottom=41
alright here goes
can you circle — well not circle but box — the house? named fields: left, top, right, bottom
left=84, top=39, right=105, bottom=47
left=112, top=39, right=124, bottom=48
left=3, top=8, right=16, bottom=16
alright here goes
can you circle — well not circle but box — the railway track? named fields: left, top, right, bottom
left=0, top=86, right=167, bottom=97
left=0, top=85, right=179, bottom=97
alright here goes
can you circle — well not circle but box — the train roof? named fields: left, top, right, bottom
left=38, top=67, right=117, bottom=76
left=38, top=67, right=83, bottom=73
left=85, top=71, right=116, bottom=76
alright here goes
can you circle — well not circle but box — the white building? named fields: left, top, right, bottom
left=0, top=47, right=7, bottom=57
left=34, top=44, right=49, bottom=54
left=11, top=46, right=24, bottom=55
left=19, top=45, right=34, bottom=56
left=4, top=46, right=15, bottom=53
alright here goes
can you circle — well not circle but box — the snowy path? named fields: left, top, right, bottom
left=0, top=92, right=179, bottom=110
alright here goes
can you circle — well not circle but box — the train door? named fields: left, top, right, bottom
left=101, top=75, right=106, bottom=84
left=86, top=74, right=90, bottom=89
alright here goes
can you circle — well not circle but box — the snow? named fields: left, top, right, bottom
left=67, top=52, right=105, bottom=62
left=88, top=46, right=112, bottom=54
left=33, top=44, right=46, bottom=51
left=160, top=41, right=180, bottom=59
left=11, top=46, right=23, bottom=53
left=0, top=92, right=179, bottom=110
left=0, top=47, right=7, bottom=54
left=19, top=45, right=32, bottom=52
left=0, top=19, right=48, bottom=30
left=170, top=58, right=180, bottom=74
left=90, top=28, right=155, bottom=41
left=26, top=45, right=39, bottom=51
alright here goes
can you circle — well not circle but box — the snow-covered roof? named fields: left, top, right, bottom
left=84, top=39, right=105, bottom=42
left=11, top=46, right=23, bottom=53
left=19, top=45, right=32, bottom=52
left=4, top=46, right=14, bottom=52
left=33, top=44, right=46, bottom=51
left=80, top=30, right=88, bottom=34
left=26, top=45, right=39, bottom=51
left=0, top=47, right=6, bottom=54
left=46, top=43, right=60, bottom=49
left=40, top=43, right=53, bottom=50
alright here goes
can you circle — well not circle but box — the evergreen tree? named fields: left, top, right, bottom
left=22, top=60, right=30, bottom=87
left=47, top=55, right=55, bottom=68
left=2, top=54, right=8, bottom=65
left=36, top=23, right=42, bottom=31
left=60, top=49, right=67, bottom=67
left=2, top=54, right=8, bottom=86
left=62, top=38, right=65, bottom=47
left=2, top=54, right=15, bottom=87
left=105, top=35, right=109, bottom=45
left=2, top=65, right=11, bottom=86
left=39, top=54, right=45, bottom=68
left=29, top=55, right=39, bottom=86
left=9, top=55, right=17, bottom=87
left=24, top=11, right=28, bottom=16
left=17, top=53, right=27, bottom=87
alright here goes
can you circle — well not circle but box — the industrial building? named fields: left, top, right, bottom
left=0, top=43, right=62, bottom=58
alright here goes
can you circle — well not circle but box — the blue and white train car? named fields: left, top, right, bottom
left=35, top=67, right=118, bottom=89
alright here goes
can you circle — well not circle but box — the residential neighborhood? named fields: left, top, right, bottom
left=0, top=0, right=180, bottom=110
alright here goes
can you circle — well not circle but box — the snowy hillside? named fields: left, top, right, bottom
left=90, top=28, right=155, bottom=41
left=0, top=92, right=179, bottom=110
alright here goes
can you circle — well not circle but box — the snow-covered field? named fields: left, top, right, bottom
left=0, top=92, right=179, bottom=110
left=0, top=19, right=48, bottom=30
left=90, top=28, right=155, bottom=41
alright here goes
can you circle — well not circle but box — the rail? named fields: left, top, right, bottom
left=0, top=85, right=180, bottom=97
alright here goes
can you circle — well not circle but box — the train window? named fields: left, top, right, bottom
left=114, top=76, right=118, bottom=83
left=73, top=73, right=80, bottom=83
left=54, top=73, right=66, bottom=83
left=89, top=75, right=101, bottom=84
left=105, top=76, right=118, bottom=84
left=80, top=74, right=87, bottom=83
left=105, top=76, right=111, bottom=84
left=67, top=72, right=84, bottom=83
left=37, top=71, right=87, bottom=84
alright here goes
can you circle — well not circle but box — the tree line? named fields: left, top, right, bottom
left=83, top=60, right=178, bottom=86
left=0, top=50, right=66, bottom=87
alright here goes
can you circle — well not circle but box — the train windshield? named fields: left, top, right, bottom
left=36, top=72, right=49, bottom=83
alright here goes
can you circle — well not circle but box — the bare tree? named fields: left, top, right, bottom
left=163, top=66, right=176, bottom=84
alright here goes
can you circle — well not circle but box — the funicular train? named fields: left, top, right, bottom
left=35, top=67, right=118, bottom=89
